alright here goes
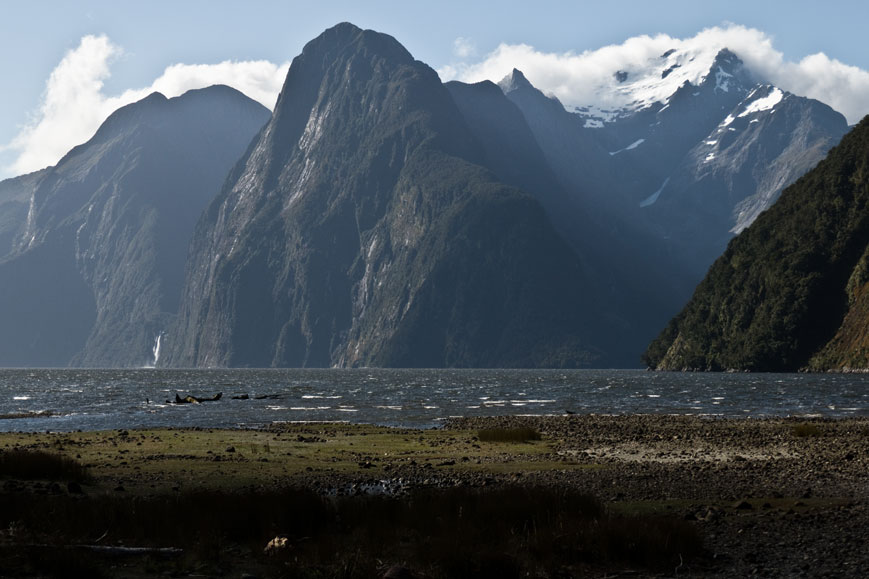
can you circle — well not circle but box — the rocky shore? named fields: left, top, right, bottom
left=1, top=414, right=866, bottom=577
left=445, top=415, right=869, bottom=577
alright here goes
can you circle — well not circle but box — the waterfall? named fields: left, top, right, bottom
left=152, top=332, right=164, bottom=367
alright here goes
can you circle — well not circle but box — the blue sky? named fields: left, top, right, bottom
left=2, top=0, right=869, bottom=179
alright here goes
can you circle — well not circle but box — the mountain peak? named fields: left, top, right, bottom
left=299, top=22, right=413, bottom=66
left=712, top=48, right=741, bottom=68
left=700, top=48, right=751, bottom=94
left=498, top=68, right=534, bottom=93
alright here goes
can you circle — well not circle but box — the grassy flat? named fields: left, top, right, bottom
left=1, top=415, right=866, bottom=578
left=0, top=423, right=565, bottom=494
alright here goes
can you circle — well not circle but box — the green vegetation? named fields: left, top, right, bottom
left=645, top=116, right=869, bottom=371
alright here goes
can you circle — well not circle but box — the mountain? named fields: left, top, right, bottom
left=644, top=116, right=869, bottom=371
left=500, top=49, right=848, bottom=287
left=0, top=24, right=854, bottom=369
left=642, top=83, right=849, bottom=278
left=445, top=77, right=680, bottom=360
left=0, top=86, right=270, bottom=367
left=164, top=23, right=624, bottom=369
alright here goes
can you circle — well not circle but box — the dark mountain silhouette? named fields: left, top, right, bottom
left=0, top=86, right=270, bottom=367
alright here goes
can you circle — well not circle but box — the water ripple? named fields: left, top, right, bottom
left=0, top=368, right=865, bottom=431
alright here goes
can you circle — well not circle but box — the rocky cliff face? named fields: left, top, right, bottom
left=645, top=116, right=869, bottom=371
left=0, top=86, right=269, bottom=367
left=0, top=169, right=47, bottom=259
left=164, top=23, right=622, bottom=368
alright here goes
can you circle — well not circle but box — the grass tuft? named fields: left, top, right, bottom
left=478, top=427, right=542, bottom=443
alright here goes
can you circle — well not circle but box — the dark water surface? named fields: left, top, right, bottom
left=0, top=368, right=866, bottom=432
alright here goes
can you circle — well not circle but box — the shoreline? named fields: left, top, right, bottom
left=2, top=409, right=866, bottom=435
left=1, top=415, right=867, bottom=577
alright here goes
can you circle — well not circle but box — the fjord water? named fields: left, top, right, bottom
left=0, top=369, right=866, bottom=432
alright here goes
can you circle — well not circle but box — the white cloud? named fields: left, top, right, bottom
left=439, top=24, right=869, bottom=125
left=2, top=35, right=288, bottom=177
left=452, top=37, right=477, bottom=59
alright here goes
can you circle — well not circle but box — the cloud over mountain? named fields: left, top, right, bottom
left=2, top=35, right=288, bottom=177
left=439, top=24, right=869, bottom=125
left=5, top=24, right=868, bottom=180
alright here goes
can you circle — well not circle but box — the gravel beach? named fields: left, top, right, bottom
left=444, top=415, right=869, bottom=577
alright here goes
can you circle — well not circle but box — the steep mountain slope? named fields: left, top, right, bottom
left=444, top=79, right=572, bottom=224
left=502, top=50, right=755, bottom=212
left=0, top=169, right=47, bottom=259
left=498, top=69, right=615, bottom=213
left=0, top=86, right=269, bottom=367
left=165, top=23, right=621, bottom=369
left=446, top=78, right=679, bottom=360
left=644, top=85, right=848, bottom=278
left=644, top=117, right=869, bottom=371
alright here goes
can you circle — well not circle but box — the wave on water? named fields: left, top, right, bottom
left=0, top=368, right=866, bottom=432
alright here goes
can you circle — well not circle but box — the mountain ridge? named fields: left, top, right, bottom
left=0, top=23, right=856, bottom=369
left=164, top=22, right=622, bottom=369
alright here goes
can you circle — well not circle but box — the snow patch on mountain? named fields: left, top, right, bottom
left=599, top=48, right=716, bottom=115
left=640, top=177, right=670, bottom=207
left=718, top=86, right=786, bottom=130
left=609, top=138, right=645, bottom=155
left=739, top=87, right=783, bottom=117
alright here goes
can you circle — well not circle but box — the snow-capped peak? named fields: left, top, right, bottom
left=572, top=48, right=748, bottom=125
